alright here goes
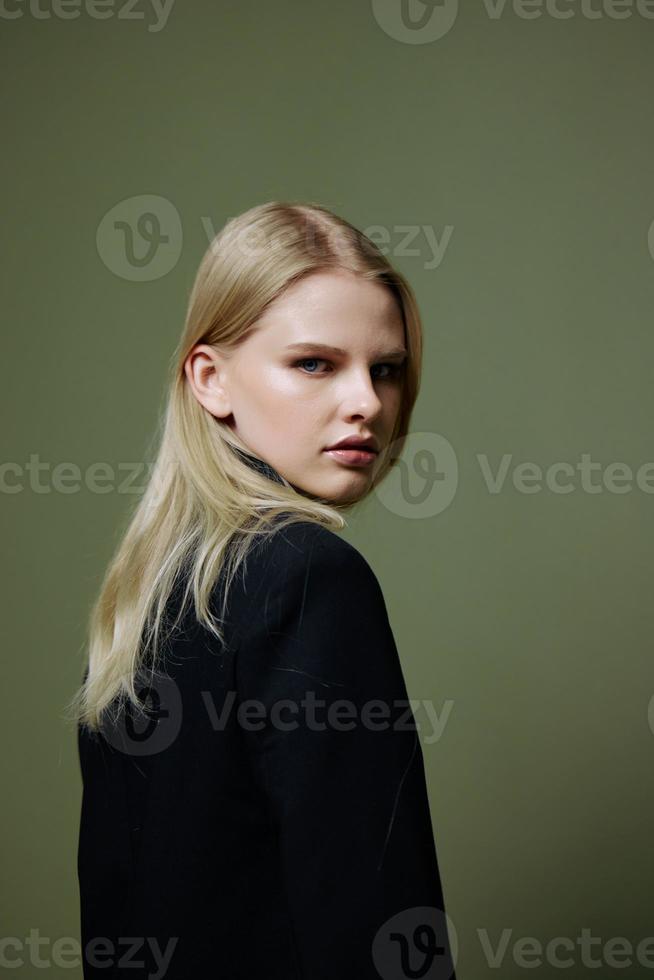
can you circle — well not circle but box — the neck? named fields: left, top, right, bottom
left=230, top=445, right=288, bottom=487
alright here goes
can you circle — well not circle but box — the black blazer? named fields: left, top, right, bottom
left=77, top=450, right=456, bottom=980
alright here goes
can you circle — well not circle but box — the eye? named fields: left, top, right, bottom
left=372, top=362, right=404, bottom=380
left=293, top=358, right=405, bottom=379
left=294, top=357, right=331, bottom=375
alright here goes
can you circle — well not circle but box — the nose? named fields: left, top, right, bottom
left=339, top=367, right=384, bottom=423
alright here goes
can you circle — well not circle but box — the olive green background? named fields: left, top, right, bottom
left=2, top=2, right=654, bottom=977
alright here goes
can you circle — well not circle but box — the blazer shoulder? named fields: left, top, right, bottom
left=212, top=518, right=389, bottom=657
left=234, top=517, right=406, bottom=710
left=247, top=518, right=383, bottom=601
left=268, top=517, right=372, bottom=566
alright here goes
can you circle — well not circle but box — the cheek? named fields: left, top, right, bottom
left=258, top=364, right=304, bottom=397
left=240, top=366, right=321, bottom=428
left=259, top=366, right=329, bottom=412
left=381, top=384, right=403, bottom=420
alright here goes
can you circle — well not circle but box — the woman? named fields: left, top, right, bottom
left=68, top=201, right=457, bottom=979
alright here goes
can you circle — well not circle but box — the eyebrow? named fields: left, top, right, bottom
left=283, top=342, right=408, bottom=360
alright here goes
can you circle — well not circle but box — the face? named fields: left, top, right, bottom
left=185, top=268, right=407, bottom=504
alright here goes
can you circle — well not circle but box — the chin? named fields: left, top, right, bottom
left=323, top=474, right=373, bottom=506
left=291, top=471, right=370, bottom=506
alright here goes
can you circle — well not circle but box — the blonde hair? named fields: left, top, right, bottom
left=65, top=201, right=424, bottom=732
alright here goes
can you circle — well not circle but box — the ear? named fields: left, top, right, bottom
left=184, top=343, right=232, bottom=419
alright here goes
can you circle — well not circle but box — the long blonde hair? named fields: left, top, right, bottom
left=66, top=201, right=424, bottom=732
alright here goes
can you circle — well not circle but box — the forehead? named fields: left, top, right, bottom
left=253, top=269, right=405, bottom=351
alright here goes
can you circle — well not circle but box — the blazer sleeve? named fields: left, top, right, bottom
left=234, top=525, right=456, bottom=980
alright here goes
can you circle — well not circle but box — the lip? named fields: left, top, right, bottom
left=325, top=435, right=379, bottom=453
left=324, top=447, right=378, bottom=468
